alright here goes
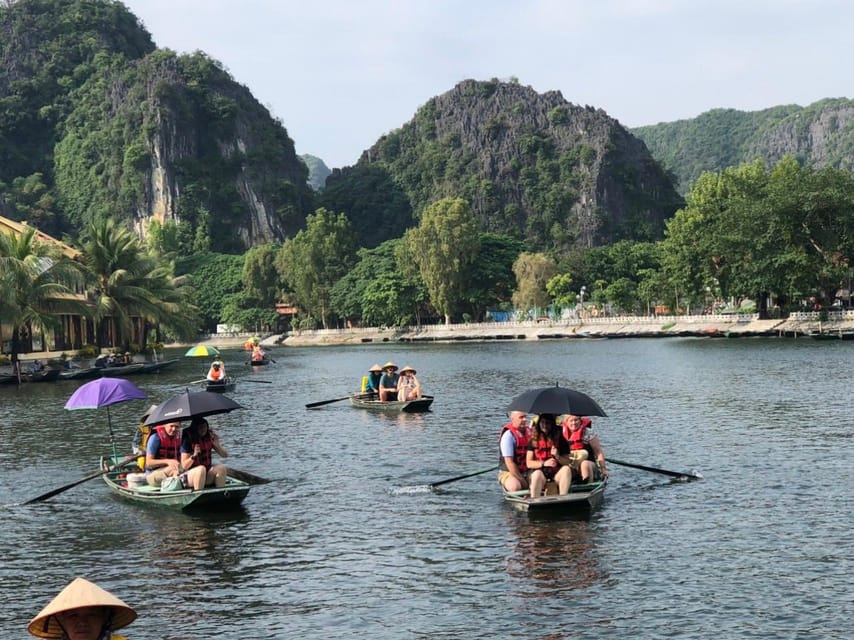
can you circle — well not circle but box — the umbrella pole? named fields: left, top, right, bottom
left=106, top=405, right=118, bottom=463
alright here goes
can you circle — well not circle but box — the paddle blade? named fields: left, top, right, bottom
left=227, top=467, right=272, bottom=485
left=607, top=458, right=702, bottom=480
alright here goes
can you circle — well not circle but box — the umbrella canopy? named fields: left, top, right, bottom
left=144, top=389, right=243, bottom=426
left=506, top=385, right=607, bottom=417
left=65, top=377, right=146, bottom=410
left=184, top=344, right=220, bottom=357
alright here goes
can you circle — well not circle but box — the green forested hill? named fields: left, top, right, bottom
left=633, top=98, right=854, bottom=193
left=0, top=0, right=313, bottom=251
left=321, top=79, right=683, bottom=252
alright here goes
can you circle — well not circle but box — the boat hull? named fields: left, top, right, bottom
left=503, top=480, right=606, bottom=515
left=349, top=394, right=434, bottom=413
left=249, top=359, right=270, bottom=366
left=102, top=470, right=250, bottom=509
left=59, top=366, right=103, bottom=380
left=203, top=378, right=236, bottom=393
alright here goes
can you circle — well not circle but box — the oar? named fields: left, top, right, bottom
left=305, top=392, right=374, bottom=409
left=189, top=378, right=207, bottom=384
left=241, top=379, right=272, bottom=384
left=22, top=455, right=140, bottom=505
left=429, top=465, right=499, bottom=489
left=607, top=457, right=703, bottom=480
left=227, top=467, right=272, bottom=485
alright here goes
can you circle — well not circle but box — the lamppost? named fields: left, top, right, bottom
left=579, top=286, right=586, bottom=317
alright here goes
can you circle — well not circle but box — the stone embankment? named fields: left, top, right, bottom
left=277, top=311, right=854, bottom=347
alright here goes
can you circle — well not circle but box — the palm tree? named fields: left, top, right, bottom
left=0, top=227, right=87, bottom=380
left=80, top=219, right=197, bottom=350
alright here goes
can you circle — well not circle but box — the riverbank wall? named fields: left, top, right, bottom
left=276, top=310, right=854, bottom=347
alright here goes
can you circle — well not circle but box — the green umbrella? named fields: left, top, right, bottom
left=184, top=344, right=220, bottom=357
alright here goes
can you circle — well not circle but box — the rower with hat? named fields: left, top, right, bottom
left=27, top=576, right=137, bottom=640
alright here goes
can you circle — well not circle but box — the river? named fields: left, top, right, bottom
left=0, top=338, right=850, bottom=639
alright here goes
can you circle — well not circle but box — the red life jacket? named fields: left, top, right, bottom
left=153, top=425, right=182, bottom=461
left=562, top=417, right=592, bottom=450
left=186, top=432, right=214, bottom=469
left=498, top=423, right=530, bottom=472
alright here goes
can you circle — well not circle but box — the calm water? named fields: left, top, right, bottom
left=0, top=339, right=851, bottom=639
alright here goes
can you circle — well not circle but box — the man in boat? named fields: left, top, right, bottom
left=145, top=421, right=206, bottom=490
left=206, top=359, right=225, bottom=383
left=378, top=361, right=400, bottom=401
left=498, top=410, right=530, bottom=492
left=397, top=365, right=422, bottom=401
left=560, top=414, right=609, bottom=482
left=27, top=576, right=137, bottom=640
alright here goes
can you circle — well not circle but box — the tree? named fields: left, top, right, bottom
left=511, top=252, right=557, bottom=313
left=276, top=208, right=357, bottom=328
left=81, top=219, right=196, bottom=348
left=463, top=232, right=523, bottom=320
left=400, top=198, right=480, bottom=324
left=0, top=227, right=86, bottom=375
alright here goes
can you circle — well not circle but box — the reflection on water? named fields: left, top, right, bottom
left=1, top=341, right=852, bottom=638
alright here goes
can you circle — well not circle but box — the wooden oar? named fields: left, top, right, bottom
left=189, top=378, right=207, bottom=384
left=607, top=457, right=702, bottom=480
left=22, top=455, right=140, bottom=505
left=227, top=467, right=272, bottom=485
left=429, top=465, right=499, bottom=489
left=305, top=392, right=374, bottom=409
left=241, top=379, right=272, bottom=384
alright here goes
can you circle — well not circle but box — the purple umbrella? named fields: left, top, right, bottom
left=65, top=378, right=147, bottom=459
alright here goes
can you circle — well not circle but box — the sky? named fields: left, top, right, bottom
left=121, top=0, right=852, bottom=169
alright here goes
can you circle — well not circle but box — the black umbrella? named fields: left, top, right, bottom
left=506, top=384, right=607, bottom=417
left=144, top=389, right=244, bottom=426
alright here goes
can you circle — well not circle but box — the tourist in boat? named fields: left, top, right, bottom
left=397, top=365, right=422, bottom=401
left=560, top=414, right=609, bottom=482
left=206, top=359, right=225, bottom=383
left=378, top=361, right=400, bottom=401
left=498, top=410, right=530, bottom=492
left=181, top=417, right=229, bottom=488
left=251, top=344, right=266, bottom=362
left=31, top=359, right=44, bottom=372
left=526, top=413, right=573, bottom=497
left=145, top=421, right=205, bottom=490
left=27, top=576, right=137, bottom=640
left=361, top=364, right=383, bottom=397
left=132, top=404, right=158, bottom=469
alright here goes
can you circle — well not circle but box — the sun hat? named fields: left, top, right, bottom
left=140, top=404, right=158, bottom=422
left=28, top=577, right=137, bottom=639
left=382, top=361, right=398, bottom=370
left=369, top=364, right=383, bottom=372
left=400, top=365, right=416, bottom=374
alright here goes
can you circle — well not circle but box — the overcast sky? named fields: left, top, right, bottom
left=121, top=0, right=852, bottom=169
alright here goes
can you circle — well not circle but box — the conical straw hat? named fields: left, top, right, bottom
left=28, top=577, right=137, bottom=639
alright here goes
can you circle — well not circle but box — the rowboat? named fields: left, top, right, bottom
left=349, top=394, right=434, bottom=412
left=249, top=358, right=271, bottom=366
left=202, top=377, right=236, bottom=393
left=99, top=363, right=146, bottom=377
left=26, top=368, right=62, bottom=383
left=503, top=480, right=606, bottom=515
left=137, top=358, right=181, bottom=373
left=59, top=366, right=103, bottom=381
left=100, top=460, right=251, bottom=510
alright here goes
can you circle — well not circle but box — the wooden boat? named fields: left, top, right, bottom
left=202, top=377, right=236, bottom=393
left=59, top=366, right=103, bottom=381
left=101, top=461, right=251, bottom=510
left=99, top=363, right=146, bottom=377
left=249, top=357, right=271, bottom=366
left=349, top=394, right=434, bottom=413
left=26, top=368, right=62, bottom=383
left=0, top=372, right=19, bottom=385
left=503, top=480, right=606, bottom=515
left=137, top=358, right=181, bottom=373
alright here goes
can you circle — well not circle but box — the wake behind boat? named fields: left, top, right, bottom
left=349, top=393, right=433, bottom=413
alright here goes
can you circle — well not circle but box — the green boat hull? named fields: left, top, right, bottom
left=101, top=466, right=250, bottom=510
left=349, top=394, right=434, bottom=412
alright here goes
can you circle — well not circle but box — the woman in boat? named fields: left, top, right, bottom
left=361, top=364, right=383, bottom=397
left=181, top=417, right=229, bottom=488
left=525, top=413, right=573, bottom=498
left=251, top=344, right=266, bottom=362
left=378, top=362, right=399, bottom=402
left=498, top=410, right=530, bottom=492
left=397, top=365, right=422, bottom=401
left=560, top=414, right=609, bottom=482
left=206, top=359, right=225, bottom=383
left=27, top=576, right=137, bottom=640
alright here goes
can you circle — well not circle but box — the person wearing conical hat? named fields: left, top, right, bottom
left=361, top=364, right=383, bottom=396
left=378, top=361, right=399, bottom=402
left=131, top=404, right=158, bottom=469
left=397, top=365, right=422, bottom=401
left=28, top=577, right=137, bottom=640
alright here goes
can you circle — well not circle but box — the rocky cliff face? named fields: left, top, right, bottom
left=357, top=79, right=682, bottom=249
